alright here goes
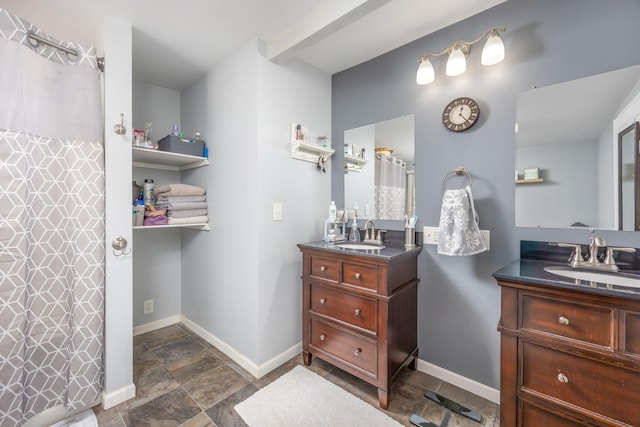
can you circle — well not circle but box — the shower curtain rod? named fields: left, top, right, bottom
left=27, top=30, right=105, bottom=72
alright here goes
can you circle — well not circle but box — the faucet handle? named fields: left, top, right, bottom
left=376, top=230, right=387, bottom=244
left=550, top=242, right=584, bottom=265
left=604, top=246, right=636, bottom=265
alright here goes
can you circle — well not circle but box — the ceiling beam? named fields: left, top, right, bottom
left=266, top=0, right=391, bottom=63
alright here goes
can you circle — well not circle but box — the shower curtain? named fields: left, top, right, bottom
left=374, top=154, right=407, bottom=220
left=0, top=10, right=104, bottom=426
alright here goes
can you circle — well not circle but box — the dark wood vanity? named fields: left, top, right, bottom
left=298, top=241, right=421, bottom=409
left=495, top=256, right=640, bottom=426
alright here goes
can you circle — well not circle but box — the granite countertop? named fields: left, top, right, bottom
left=297, top=240, right=422, bottom=261
left=493, top=257, right=640, bottom=301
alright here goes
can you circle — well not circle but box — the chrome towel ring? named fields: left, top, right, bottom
left=442, top=166, right=473, bottom=190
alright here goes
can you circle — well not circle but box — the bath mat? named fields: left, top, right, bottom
left=49, top=409, right=98, bottom=427
left=234, top=365, right=402, bottom=427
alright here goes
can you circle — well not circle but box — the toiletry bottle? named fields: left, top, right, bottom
left=171, top=125, right=179, bottom=136
left=296, top=124, right=303, bottom=140
left=329, top=201, right=337, bottom=221
left=143, top=179, right=155, bottom=207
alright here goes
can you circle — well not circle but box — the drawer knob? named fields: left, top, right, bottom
left=320, top=298, right=326, bottom=305
left=557, top=372, right=569, bottom=383
left=354, top=308, right=361, bottom=316
left=558, top=315, right=570, bottom=326
left=320, top=265, right=327, bottom=272
left=354, top=272, right=361, bottom=279
left=320, top=334, right=326, bottom=341
left=354, top=348, right=361, bottom=356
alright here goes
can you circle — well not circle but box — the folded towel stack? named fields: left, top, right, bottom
left=155, top=184, right=209, bottom=225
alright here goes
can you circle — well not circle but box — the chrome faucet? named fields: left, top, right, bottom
left=363, top=219, right=376, bottom=243
left=551, top=237, right=635, bottom=272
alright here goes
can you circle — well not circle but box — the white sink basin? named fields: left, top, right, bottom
left=335, top=243, right=385, bottom=250
left=544, top=266, right=640, bottom=288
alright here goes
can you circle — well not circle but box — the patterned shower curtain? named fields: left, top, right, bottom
left=374, top=154, right=407, bottom=220
left=0, top=10, right=104, bottom=426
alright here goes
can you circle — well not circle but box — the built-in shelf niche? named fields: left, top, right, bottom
left=132, top=146, right=210, bottom=231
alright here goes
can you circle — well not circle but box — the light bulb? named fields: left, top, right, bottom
left=416, top=57, right=435, bottom=85
left=446, top=46, right=466, bottom=76
left=481, top=31, right=505, bottom=66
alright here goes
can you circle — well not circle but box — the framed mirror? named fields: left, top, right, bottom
left=515, top=65, right=640, bottom=230
left=618, top=122, right=639, bottom=230
left=344, top=115, right=415, bottom=220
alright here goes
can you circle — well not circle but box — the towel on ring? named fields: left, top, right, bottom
left=167, top=215, right=209, bottom=225
left=167, top=209, right=208, bottom=218
left=437, top=185, right=487, bottom=256
left=156, top=195, right=207, bottom=203
left=155, top=184, right=206, bottom=197
left=156, top=201, right=208, bottom=211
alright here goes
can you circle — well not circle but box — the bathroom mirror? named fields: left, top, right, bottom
left=515, top=65, right=640, bottom=230
left=618, top=122, right=639, bottom=231
left=344, top=115, right=415, bottom=220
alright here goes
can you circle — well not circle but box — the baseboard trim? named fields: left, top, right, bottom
left=101, top=383, right=136, bottom=409
left=416, top=359, right=500, bottom=404
left=133, top=315, right=181, bottom=336
left=132, top=316, right=499, bottom=403
left=180, top=315, right=301, bottom=378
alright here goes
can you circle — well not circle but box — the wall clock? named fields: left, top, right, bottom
left=442, top=97, right=480, bottom=132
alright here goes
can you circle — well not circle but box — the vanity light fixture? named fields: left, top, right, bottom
left=416, top=26, right=506, bottom=85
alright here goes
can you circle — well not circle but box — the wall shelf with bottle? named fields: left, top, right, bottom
left=515, top=178, right=544, bottom=184
left=132, top=146, right=209, bottom=171
left=290, top=122, right=334, bottom=164
left=344, top=154, right=368, bottom=172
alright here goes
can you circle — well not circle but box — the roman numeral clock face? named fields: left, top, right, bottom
left=442, top=97, right=480, bottom=132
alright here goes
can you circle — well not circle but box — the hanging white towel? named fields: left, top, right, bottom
left=437, top=185, right=487, bottom=256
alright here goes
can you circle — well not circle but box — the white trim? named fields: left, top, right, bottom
left=133, top=315, right=181, bottom=336
left=132, top=316, right=499, bottom=403
left=101, top=383, right=136, bottom=409
left=416, top=359, right=500, bottom=404
left=180, top=315, right=302, bottom=378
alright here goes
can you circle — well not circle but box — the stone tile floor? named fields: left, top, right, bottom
left=94, top=323, right=499, bottom=426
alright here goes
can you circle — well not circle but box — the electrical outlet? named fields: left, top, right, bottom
left=365, top=204, right=370, bottom=216
left=143, top=299, right=154, bottom=314
left=481, top=229, right=490, bottom=250
left=423, top=226, right=439, bottom=244
left=273, top=203, right=283, bottom=221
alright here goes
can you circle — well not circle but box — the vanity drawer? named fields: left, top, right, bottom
left=309, top=255, right=339, bottom=282
left=309, top=284, right=377, bottom=333
left=520, top=400, right=583, bottom=427
left=341, top=262, right=378, bottom=291
left=622, top=310, right=640, bottom=359
left=521, top=341, right=640, bottom=426
left=520, top=293, right=614, bottom=349
left=309, top=318, right=377, bottom=375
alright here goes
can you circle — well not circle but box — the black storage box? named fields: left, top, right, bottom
left=157, top=135, right=205, bottom=157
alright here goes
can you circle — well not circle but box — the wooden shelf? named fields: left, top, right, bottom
left=515, top=178, right=544, bottom=184
left=132, top=146, right=209, bottom=171
left=133, top=223, right=210, bottom=231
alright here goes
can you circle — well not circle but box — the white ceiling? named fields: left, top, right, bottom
left=1, top=0, right=506, bottom=90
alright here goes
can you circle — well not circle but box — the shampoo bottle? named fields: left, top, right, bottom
left=328, top=201, right=337, bottom=221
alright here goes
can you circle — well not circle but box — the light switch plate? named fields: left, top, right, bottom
left=273, top=203, right=283, bottom=221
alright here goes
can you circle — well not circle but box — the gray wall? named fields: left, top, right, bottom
left=331, top=0, right=640, bottom=389
left=179, top=39, right=332, bottom=366
left=132, top=81, right=183, bottom=327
